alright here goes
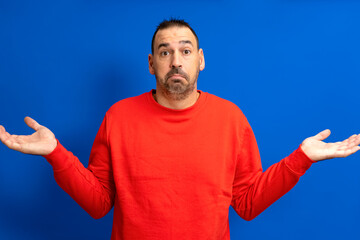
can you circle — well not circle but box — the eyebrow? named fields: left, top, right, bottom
left=179, top=40, right=193, bottom=46
left=158, top=43, right=169, bottom=49
left=157, top=40, right=193, bottom=50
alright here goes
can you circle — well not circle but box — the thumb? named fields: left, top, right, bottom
left=24, top=116, right=41, bottom=131
left=312, top=129, right=331, bottom=141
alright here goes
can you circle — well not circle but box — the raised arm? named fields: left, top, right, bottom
left=231, top=126, right=360, bottom=221
left=0, top=116, right=115, bottom=219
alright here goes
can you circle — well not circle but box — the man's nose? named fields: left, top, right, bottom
left=170, top=51, right=182, bottom=69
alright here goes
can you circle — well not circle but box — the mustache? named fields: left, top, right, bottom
left=165, top=68, right=189, bottom=81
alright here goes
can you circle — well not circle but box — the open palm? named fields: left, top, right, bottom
left=301, top=129, right=360, bottom=161
left=0, top=117, right=57, bottom=155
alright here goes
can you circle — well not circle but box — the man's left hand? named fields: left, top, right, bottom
left=301, top=129, right=360, bottom=161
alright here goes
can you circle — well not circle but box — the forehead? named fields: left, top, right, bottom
left=154, top=26, right=197, bottom=48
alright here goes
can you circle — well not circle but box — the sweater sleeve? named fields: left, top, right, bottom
left=231, top=123, right=315, bottom=221
left=44, top=115, right=115, bottom=219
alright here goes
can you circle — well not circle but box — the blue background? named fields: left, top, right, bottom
left=1, top=0, right=360, bottom=239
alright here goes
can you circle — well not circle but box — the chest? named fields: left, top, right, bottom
left=108, top=115, right=239, bottom=197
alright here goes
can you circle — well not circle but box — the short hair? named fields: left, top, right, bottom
left=151, top=18, right=199, bottom=54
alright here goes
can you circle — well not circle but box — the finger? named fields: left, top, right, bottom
left=0, top=125, right=5, bottom=136
left=342, top=134, right=357, bottom=144
left=344, top=134, right=360, bottom=146
left=351, top=145, right=360, bottom=154
left=3, top=139, right=22, bottom=152
left=337, top=146, right=360, bottom=158
left=3, top=131, right=11, bottom=139
left=0, top=131, right=18, bottom=149
left=24, top=117, right=41, bottom=131
left=312, top=129, right=331, bottom=141
left=13, top=135, right=26, bottom=144
left=0, top=126, right=5, bottom=142
left=0, top=125, right=10, bottom=142
left=351, top=134, right=360, bottom=146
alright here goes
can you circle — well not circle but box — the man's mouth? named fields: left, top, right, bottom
left=168, top=74, right=186, bottom=81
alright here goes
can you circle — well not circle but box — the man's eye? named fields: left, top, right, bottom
left=183, top=49, right=191, bottom=55
left=161, top=51, right=169, bottom=56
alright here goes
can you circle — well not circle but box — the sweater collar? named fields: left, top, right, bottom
left=146, top=89, right=207, bottom=116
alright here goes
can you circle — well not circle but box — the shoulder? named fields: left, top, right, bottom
left=204, top=92, right=246, bottom=117
left=200, top=92, right=252, bottom=138
left=106, top=91, right=150, bottom=117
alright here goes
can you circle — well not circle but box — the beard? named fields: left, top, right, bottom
left=155, top=66, right=200, bottom=101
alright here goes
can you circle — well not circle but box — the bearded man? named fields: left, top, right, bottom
left=1, top=19, right=360, bottom=240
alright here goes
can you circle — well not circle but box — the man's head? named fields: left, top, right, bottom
left=148, top=19, right=205, bottom=101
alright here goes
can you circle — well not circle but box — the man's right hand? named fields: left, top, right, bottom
left=0, top=117, right=57, bottom=156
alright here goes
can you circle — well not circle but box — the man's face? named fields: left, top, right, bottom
left=148, top=26, right=205, bottom=100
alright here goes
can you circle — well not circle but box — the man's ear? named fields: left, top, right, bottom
left=199, top=49, right=205, bottom=71
left=148, top=54, right=155, bottom=75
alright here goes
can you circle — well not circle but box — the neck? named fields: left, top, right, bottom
left=153, top=88, right=200, bottom=110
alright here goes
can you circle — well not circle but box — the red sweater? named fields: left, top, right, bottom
left=45, top=90, right=314, bottom=240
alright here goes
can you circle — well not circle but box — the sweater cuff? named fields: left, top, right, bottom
left=43, top=140, right=73, bottom=171
left=285, top=145, right=316, bottom=176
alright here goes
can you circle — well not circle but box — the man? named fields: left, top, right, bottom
left=0, top=19, right=359, bottom=240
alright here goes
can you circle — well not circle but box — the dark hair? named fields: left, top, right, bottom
left=151, top=18, right=199, bottom=54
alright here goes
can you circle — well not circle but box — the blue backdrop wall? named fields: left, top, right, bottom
left=1, top=0, right=360, bottom=239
